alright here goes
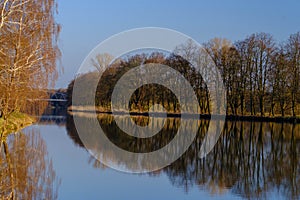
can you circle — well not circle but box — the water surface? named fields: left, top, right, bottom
left=1, top=113, right=299, bottom=199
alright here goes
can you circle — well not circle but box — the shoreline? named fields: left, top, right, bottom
left=0, top=112, right=36, bottom=139
left=68, top=106, right=300, bottom=124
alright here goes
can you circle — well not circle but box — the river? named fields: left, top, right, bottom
left=1, top=112, right=299, bottom=199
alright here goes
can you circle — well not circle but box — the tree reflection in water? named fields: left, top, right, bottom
left=67, top=114, right=300, bottom=199
left=0, top=128, right=60, bottom=200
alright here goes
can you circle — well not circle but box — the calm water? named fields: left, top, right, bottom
left=1, top=113, right=299, bottom=199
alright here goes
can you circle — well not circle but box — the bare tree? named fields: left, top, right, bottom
left=92, top=53, right=114, bottom=73
left=285, top=32, right=300, bottom=116
left=252, top=33, right=276, bottom=116
left=235, top=34, right=276, bottom=116
left=0, top=0, right=61, bottom=119
left=203, top=38, right=232, bottom=114
left=269, top=47, right=289, bottom=116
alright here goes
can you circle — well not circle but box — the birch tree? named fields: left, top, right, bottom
left=0, top=0, right=60, bottom=119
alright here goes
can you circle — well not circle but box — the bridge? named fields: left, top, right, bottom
left=37, top=99, right=67, bottom=102
left=29, top=92, right=68, bottom=107
left=36, top=92, right=68, bottom=126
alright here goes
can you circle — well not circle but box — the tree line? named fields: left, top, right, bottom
left=68, top=32, right=300, bottom=117
left=204, top=33, right=300, bottom=117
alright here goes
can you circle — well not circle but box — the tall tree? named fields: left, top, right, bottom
left=285, top=32, right=300, bottom=116
left=203, top=38, right=232, bottom=114
left=0, top=0, right=61, bottom=119
left=252, top=33, right=276, bottom=116
left=270, top=47, right=289, bottom=116
left=235, top=33, right=276, bottom=116
left=92, top=53, right=114, bottom=73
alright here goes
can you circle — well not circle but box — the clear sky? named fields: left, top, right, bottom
left=55, top=0, right=300, bottom=88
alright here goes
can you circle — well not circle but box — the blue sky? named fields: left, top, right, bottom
left=55, top=0, right=300, bottom=88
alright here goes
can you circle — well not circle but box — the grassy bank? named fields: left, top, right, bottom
left=69, top=106, right=300, bottom=123
left=0, top=112, right=36, bottom=140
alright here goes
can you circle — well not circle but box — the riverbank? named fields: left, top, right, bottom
left=69, top=106, right=300, bottom=124
left=0, top=112, right=36, bottom=139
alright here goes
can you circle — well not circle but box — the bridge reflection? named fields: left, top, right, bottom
left=37, top=103, right=67, bottom=126
left=38, top=115, right=66, bottom=126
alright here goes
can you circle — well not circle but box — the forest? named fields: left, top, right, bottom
left=68, top=32, right=300, bottom=118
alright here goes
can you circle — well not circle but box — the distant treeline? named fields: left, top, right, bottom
left=68, top=32, right=300, bottom=117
